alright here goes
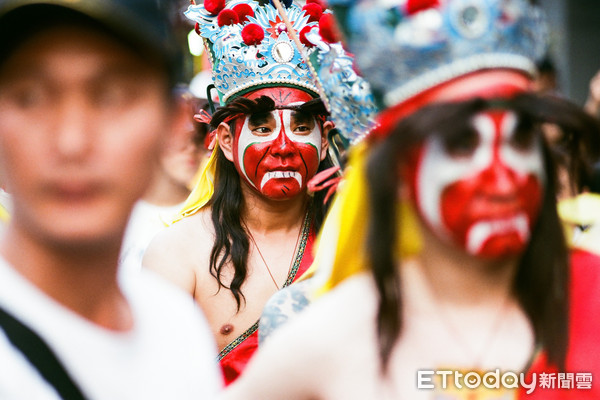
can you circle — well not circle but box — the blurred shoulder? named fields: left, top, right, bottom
left=270, top=273, right=379, bottom=347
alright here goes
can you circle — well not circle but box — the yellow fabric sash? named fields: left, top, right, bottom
left=172, top=144, right=219, bottom=223
left=302, top=142, right=422, bottom=298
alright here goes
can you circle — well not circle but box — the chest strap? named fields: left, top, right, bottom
left=0, top=305, right=87, bottom=400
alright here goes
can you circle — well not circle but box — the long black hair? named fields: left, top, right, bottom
left=207, top=95, right=335, bottom=310
left=365, top=93, right=600, bottom=373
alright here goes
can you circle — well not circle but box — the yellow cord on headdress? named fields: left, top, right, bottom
left=302, top=141, right=422, bottom=299
left=172, top=143, right=219, bottom=223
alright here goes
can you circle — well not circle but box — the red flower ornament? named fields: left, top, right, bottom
left=233, top=4, right=254, bottom=23
left=217, top=9, right=239, bottom=26
left=306, top=0, right=328, bottom=10
left=302, top=3, right=323, bottom=23
left=205, top=0, right=226, bottom=15
left=319, top=13, right=340, bottom=43
left=405, top=0, right=440, bottom=15
left=242, top=23, right=265, bottom=45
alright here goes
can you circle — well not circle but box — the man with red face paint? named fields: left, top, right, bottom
left=146, top=89, right=333, bottom=386
left=216, top=1, right=600, bottom=399
left=144, top=0, right=336, bottom=385
left=226, top=89, right=328, bottom=201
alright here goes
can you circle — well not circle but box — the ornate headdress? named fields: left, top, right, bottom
left=185, top=0, right=321, bottom=105
left=185, top=0, right=377, bottom=143
left=329, top=0, right=547, bottom=110
left=305, top=29, right=378, bottom=144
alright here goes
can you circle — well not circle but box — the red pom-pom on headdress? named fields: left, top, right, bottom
left=319, top=13, right=340, bottom=43
left=204, top=0, right=226, bottom=15
left=242, top=23, right=265, bottom=45
left=302, top=3, right=323, bottom=23
left=299, top=26, right=316, bottom=47
left=306, top=0, right=328, bottom=10
left=217, top=9, right=239, bottom=26
left=405, top=0, right=440, bottom=15
left=233, top=4, right=254, bottom=23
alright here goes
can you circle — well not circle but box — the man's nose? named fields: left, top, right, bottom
left=270, top=127, right=295, bottom=157
left=53, top=97, right=93, bottom=160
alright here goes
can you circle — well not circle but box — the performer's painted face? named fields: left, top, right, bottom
left=231, top=88, right=325, bottom=199
left=407, top=110, right=545, bottom=258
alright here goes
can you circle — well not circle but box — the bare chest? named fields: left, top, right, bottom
left=195, top=244, right=305, bottom=351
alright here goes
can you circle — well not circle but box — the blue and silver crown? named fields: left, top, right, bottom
left=328, top=0, right=548, bottom=108
left=185, top=0, right=320, bottom=105
left=305, top=28, right=378, bottom=144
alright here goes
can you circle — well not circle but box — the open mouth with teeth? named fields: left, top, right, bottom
left=465, top=213, right=530, bottom=255
left=260, top=170, right=302, bottom=190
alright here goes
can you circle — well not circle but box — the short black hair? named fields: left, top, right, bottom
left=0, top=4, right=177, bottom=86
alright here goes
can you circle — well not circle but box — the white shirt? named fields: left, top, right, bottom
left=0, top=258, right=223, bottom=399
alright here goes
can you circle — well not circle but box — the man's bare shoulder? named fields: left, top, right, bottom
left=147, top=210, right=213, bottom=255
left=142, top=209, right=215, bottom=292
left=305, top=273, right=378, bottom=334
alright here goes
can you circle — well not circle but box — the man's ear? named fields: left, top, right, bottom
left=217, top=122, right=235, bottom=162
left=320, top=120, right=334, bottom=161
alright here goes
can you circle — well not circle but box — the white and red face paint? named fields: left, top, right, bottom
left=409, top=110, right=545, bottom=259
left=231, top=105, right=323, bottom=200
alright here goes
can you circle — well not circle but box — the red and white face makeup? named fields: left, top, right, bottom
left=409, top=110, right=545, bottom=259
left=230, top=89, right=324, bottom=199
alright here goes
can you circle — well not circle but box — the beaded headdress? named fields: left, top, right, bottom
left=305, top=28, right=378, bottom=144
left=185, top=0, right=321, bottom=105
left=328, top=0, right=547, bottom=109
left=185, top=0, right=378, bottom=142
